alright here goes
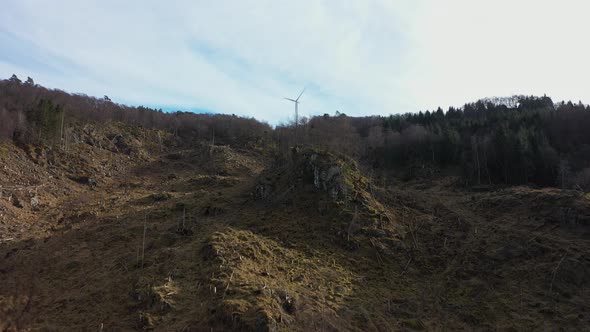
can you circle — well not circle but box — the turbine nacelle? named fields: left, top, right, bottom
left=284, top=88, right=305, bottom=104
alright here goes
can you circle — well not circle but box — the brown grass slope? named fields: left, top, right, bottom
left=0, top=130, right=589, bottom=331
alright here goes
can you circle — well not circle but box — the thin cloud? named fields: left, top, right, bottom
left=1, top=0, right=589, bottom=123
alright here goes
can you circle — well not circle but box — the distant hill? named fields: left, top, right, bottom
left=0, top=75, right=272, bottom=149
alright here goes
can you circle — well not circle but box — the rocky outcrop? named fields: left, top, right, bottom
left=309, top=152, right=347, bottom=201
left=253, top=149, right=370, bottom=206
left=253, top=149, right=353, bottom=203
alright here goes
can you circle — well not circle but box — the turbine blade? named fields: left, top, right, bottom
left=284, top=98, right=296, bottom=102
left=296, top=88, right=306, bottom=101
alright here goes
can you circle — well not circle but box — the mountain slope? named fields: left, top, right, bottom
left=1, top=124, right=589, bottom=331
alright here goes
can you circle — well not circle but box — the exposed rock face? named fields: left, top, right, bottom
left=112, top=134, right=130, bottom=153
left=255, top=183, right=272, bottom=200
left=253, top=149, right=357, bottom=204
left=30, top=196, right=40, bottom=211
left=12, top=195, right=22, bottom=208
left=253, top=149, right=394, bottom=241
left=308, top=153, right=347, bottom=201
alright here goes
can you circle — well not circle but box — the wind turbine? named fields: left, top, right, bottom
left=285, top=88, right=305, bottom=141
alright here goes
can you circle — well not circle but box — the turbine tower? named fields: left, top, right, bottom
left=284, top=88, right=305, bottom=142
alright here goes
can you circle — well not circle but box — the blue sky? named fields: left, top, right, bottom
left=1, top=1, right=589, bottom=124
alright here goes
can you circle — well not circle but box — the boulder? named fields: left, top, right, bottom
left=30, top=196, right=40, bottom=211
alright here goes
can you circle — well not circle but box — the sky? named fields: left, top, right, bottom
left=1, top=0, right=589, bottom=124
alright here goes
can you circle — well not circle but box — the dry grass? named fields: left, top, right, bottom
left=0, top=136, right=589, bottom=331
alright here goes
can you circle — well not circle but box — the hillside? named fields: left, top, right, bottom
left=4, top=0, right=590, bottom=327
left=1, top=119, right=589, bottom=331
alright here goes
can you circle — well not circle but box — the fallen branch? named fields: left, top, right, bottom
left=401, top=257, right=412, bottom=276
left=222, top=270, right=235, bottom=299
left=550, top=253, right=567, bottom=293
left=141, top=215, right=147, bottom=269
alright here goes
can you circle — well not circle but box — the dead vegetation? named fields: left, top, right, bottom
left=0, top=125, right=589, bottom=331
